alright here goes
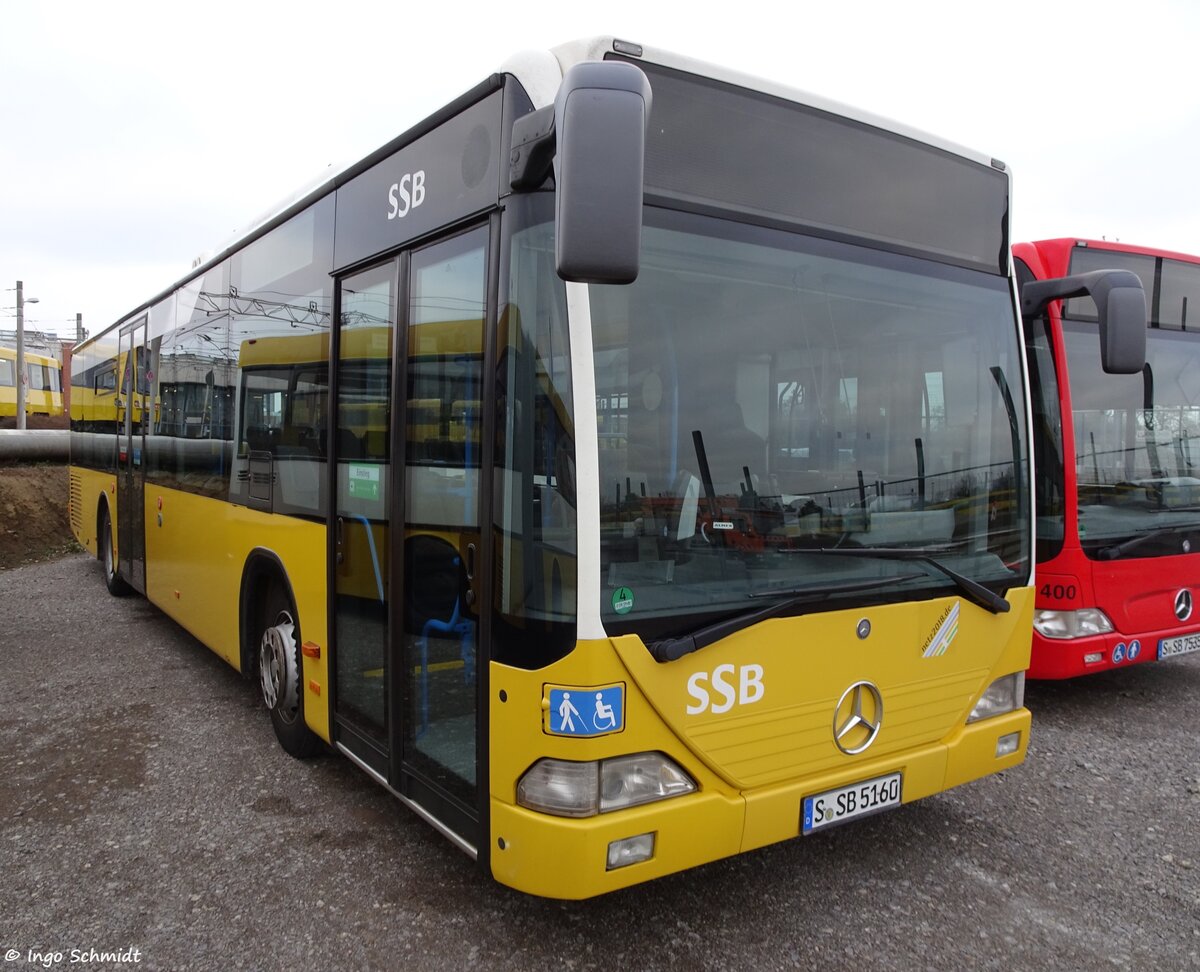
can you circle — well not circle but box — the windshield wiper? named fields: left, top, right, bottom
left=648, top=574, right=922, bottom=662
left=1096, top=524, right=1199, bottom=560
left=814, top=547, right=1011, bottom=615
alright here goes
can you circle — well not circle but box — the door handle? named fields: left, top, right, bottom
left=336, top=516, right=345, bottom=565
left=464, top=542, right=477, bottom=606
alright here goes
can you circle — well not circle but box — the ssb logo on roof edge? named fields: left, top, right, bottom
left=387, top=170, right=426, bottom=220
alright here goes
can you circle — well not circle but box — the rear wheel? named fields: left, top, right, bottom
left=99, top=505, right=130, bottom=596
left=257, top=583, right=322, bottom=758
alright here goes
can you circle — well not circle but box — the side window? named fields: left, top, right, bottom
left=406, top=227, right=487, bottom=518
left=401, top=226, right=488, bottom=803
left=1159, top=258, right=1200, bottom=329
left=228, top=199, right=333, bottom=515
left=493, top=208, right=577, bottom=669
left=95, top=365, right=117, bottom=393
left=239, top=371, right=288, bottom=455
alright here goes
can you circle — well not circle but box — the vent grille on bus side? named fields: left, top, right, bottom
left=68, top=471, right=83, bottom=537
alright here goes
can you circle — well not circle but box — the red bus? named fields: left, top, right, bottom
left=1015, top=238, right=1200, bottom=678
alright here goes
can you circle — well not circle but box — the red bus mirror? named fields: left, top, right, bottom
left=1021, top=268, right=1147, bottom=374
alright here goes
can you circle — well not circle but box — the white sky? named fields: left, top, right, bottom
left=2, top=0, right=1198, bottom=341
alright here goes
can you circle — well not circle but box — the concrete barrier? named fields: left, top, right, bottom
left=0, top=429, right=70, bottom=462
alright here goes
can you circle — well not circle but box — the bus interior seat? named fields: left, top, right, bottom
left=245, top=425, right=280, bottom=454
left=278, top=423, right=326, bottom=457
left=361, top=428, right=387, bottom=459
left=421, top=439, right=466, bottom=464
left=337, top=427, right=363, bottom=459
left=404, top=535, right=475, bottom=737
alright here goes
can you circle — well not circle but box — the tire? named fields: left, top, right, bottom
left=256, top=583, right=323, bottom=759
left=99, top=505, right=131, bottom=597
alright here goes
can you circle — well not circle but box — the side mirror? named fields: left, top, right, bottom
left=1020, top=269, right=1147, bottom=374
left=553, top=61, right=652, bottom=284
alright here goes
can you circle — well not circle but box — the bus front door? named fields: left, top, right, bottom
left=331, top=225, right=488, bottom=853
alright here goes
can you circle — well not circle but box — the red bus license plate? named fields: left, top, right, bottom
left=1159, top=632, right=1200, bottom=660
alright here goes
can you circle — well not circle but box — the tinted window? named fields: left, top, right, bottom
left=1157, top=258, right=1200, bottom=330
left=1065, top=245, right=1200, bottom=331
left=1063, top=320, right=1200, bottom=556
left=147, top=270, right=233, bottom=498
left=592, top=207, right=1026, bottom=640
left=229, top=198, right=334, bottom=516
left=493, top=197, right=577, bottom=668
left=620, top=58, right=1009, bottom=274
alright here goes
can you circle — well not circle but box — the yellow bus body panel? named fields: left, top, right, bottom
left=490, top=587, right=1032, bottom=898
left=141, top=485, right=331, bottom=742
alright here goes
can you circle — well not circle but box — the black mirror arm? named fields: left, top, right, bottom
left=1020, top=269, right=1141, bottom=320
left=509, top=105, right=556, bottom=191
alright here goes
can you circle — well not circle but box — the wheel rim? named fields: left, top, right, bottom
left=103, top=516, right=115, bottom=579
left=258, top=609, right=299, bottom=722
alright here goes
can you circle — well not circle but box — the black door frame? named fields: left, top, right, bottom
left=118, top=316, right=148, bottom=594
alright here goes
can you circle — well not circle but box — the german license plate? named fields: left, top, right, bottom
left=802, top=773, right=901, bottom=835
left=1158, top=631, right=1200, bottom=660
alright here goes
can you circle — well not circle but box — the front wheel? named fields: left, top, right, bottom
left=99, top=505, right=130, bottom=596
left=257, top=585, right=322, bottom=759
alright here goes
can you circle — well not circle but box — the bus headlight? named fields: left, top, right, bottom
left=600, top=753, right=697, bottom=812
left=517, top=753, right=696, bottom=818
left=516, top=758, right=598, bottom=817
left=1033, top=608, right=1114, bottom=640
left=967, top=672, right=1025, bottom=723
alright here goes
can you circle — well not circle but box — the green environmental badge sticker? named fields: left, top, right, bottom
left=611, top=587, right=635, bottom=615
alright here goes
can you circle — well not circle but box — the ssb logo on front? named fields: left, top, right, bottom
left=387, top=170, right=426, bottom=220
left=685, top=663, right=764, bottom=715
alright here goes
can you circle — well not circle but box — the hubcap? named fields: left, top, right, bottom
left=259, top=610, right=298, bottom=719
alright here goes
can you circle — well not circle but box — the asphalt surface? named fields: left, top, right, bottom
left=2, top=552, right=1198, bottom=971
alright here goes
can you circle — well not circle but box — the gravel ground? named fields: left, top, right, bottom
left=2, top=552, right=1198, bottom=971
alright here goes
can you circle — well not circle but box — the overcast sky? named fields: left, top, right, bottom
left=2, top=0, right=1198, bottom=342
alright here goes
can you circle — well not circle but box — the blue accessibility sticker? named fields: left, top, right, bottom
left=1112, top=643, right=1127, bottom=664
left=547, top=684, right=624, bottom=737
left=1128, top=640, right=1141, bottom=661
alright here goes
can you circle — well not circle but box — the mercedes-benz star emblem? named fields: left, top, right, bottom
left=833, top=681, right=883, bottom=755
left=1175, top=589, right=1193, bottom=622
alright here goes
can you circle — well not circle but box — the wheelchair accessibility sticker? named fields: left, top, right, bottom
left=545, top=684, right=625, bottom=737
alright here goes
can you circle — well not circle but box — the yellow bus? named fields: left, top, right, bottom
left=69, top=37, right=1144, bottom=898
left=0, top=346, right=63, bottom=419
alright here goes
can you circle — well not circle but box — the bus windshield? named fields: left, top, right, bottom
left=1064, top=321, right=1200, bottom=555
left=592, top=208, right=1029, bottom=637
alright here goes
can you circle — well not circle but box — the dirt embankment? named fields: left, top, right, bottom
left=0, top=463, right=76, bottom=568
left=0, top=413, right=69, bottom=430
